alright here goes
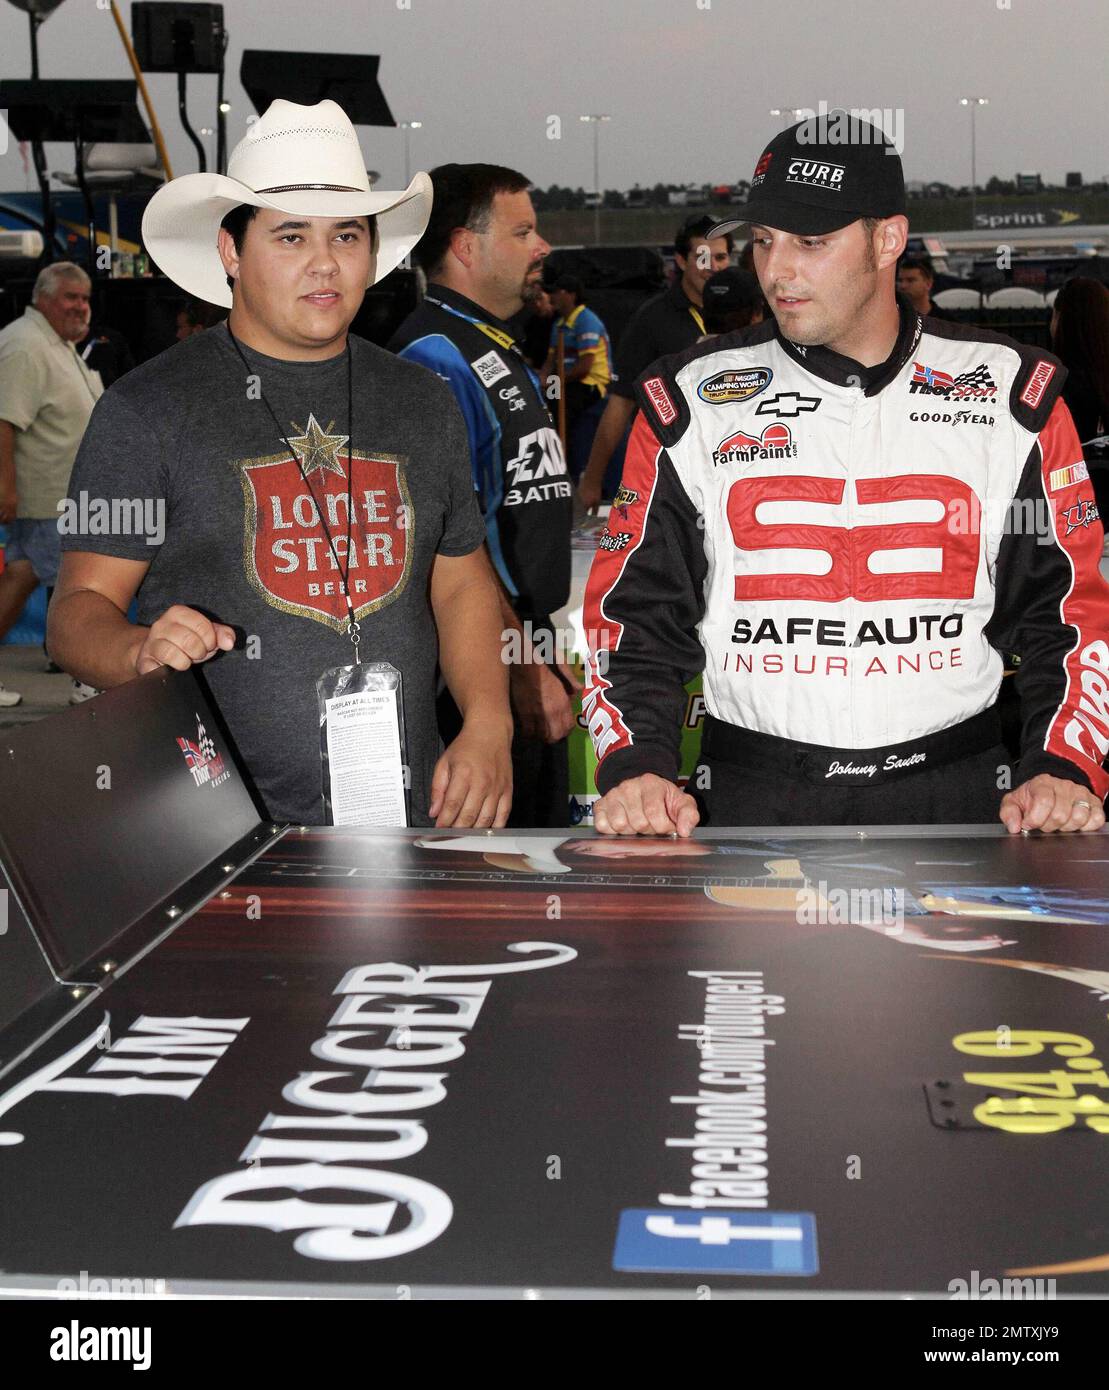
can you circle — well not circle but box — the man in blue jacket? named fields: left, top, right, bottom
left=390, top=164, right=576, bottom=826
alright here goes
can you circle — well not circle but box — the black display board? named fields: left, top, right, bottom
left=239, top=51, right=394, bottom=126
left=131, top=3, right=225, bottom=74
left=1, top=825, right=1106, bottom=1296
left=0, top=668, right=263, bottom=980
left=0, top=81, right=149, bottom=145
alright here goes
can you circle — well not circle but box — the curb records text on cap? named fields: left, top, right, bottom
left=709, top=112, right=906, bottom=240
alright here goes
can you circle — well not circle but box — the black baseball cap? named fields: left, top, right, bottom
left=702, top=267, right=761, bottom=313
left=710, top=114, right=905, bottom=238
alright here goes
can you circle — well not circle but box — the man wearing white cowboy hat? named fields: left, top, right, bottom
left=49, top=99, right=514, bottom=829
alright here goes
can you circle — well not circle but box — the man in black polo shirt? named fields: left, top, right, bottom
left=578, top=216, right=733, bottom=508
left=897, top=252, right=952, bottom=320
left=390, top=163, right=575, bottom=827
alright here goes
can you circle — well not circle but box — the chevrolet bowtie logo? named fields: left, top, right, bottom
left=755, top=391, right=822, bottom=418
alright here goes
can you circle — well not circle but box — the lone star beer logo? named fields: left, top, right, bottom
left=237, top=414, right=414, bottom=631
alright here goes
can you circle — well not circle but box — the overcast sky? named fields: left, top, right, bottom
left=2, top=0, right=1106, bottom=194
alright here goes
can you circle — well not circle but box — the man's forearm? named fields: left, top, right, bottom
left=564, top=349, right=598, bottom=385
left=434, top=570, right=512, bottom=732
left=47, top=589, right=147, bottom=689
left=0, top=420, right=16, bottom=485
left=495, top=584, right=537, bottom=660
left=581, top=394, right=635, bottom=489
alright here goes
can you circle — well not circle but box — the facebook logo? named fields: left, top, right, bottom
left=613, top=1209, right=818, bottom=1276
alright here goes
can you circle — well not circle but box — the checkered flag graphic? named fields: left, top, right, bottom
left=196, top=721, right=216, bottom=763
left=952, top=363, right=997, bottom=397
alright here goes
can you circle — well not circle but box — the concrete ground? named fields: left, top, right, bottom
left=0, top=644, right=89, bottom=730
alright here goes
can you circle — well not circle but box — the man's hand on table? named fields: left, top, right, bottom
left=593, top=772, right=700, bottom=837
left=430, top=721, right=513, bottom=828
left=1000, top=774, right=1106, bottom=834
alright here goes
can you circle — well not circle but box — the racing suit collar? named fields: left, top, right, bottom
left=775, top=294, right=923, bottom=397
left=424, top=282, right=517, bottom=338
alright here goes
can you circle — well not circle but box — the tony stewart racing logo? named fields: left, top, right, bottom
left=713, top=423, right=798, bottom=466
left=237, top=414, right=413, bottom=632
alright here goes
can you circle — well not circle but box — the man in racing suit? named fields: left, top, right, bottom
left=583, top=117, right=1109, bottom=835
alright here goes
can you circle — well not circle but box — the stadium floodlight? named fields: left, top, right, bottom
left=959, top=97, right=989, bottom=230
left=580, top=114, right=612, bottom=245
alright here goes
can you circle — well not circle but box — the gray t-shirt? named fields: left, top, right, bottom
left=63, top=324, right=485, bottom=825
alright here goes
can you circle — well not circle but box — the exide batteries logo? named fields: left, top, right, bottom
left=176, top=715, right=230, bottom=790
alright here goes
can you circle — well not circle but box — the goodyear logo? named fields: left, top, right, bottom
left=697, top=367, right=772, bottom=405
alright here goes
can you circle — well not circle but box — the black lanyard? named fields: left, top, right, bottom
left=226, top=324, right=361, bottom=662
left=424, top=294, right=549, bottom=410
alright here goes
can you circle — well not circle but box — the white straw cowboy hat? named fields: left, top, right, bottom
left=141, top=98, right=431, bottom=308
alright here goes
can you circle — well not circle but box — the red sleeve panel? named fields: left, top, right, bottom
left=994, top=398, right=1109, bottom=798
left=582, top=411, right=707, bottom=794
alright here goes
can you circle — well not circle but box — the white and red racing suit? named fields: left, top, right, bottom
left=583, top=304, right=1109, bottom=806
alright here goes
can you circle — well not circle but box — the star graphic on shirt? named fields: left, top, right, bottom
left=287, top=414, right=349, bottom=476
